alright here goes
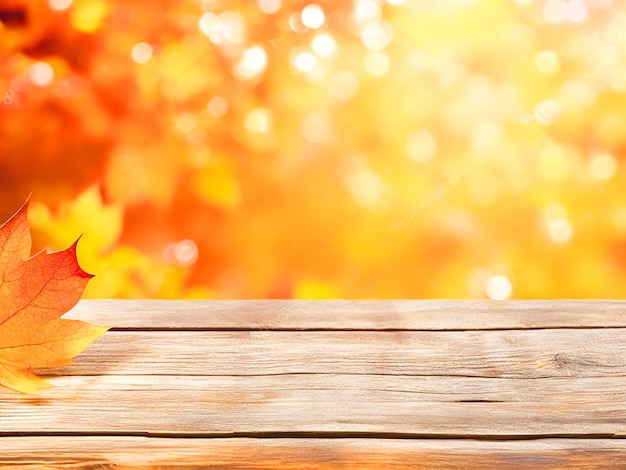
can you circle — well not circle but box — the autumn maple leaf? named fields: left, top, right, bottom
left=0, top=199, right=108, bottom=394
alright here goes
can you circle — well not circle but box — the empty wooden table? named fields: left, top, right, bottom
left=1, top=300, right=625, bottom=468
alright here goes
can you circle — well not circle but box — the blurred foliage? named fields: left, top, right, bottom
left=2, top=0, right=626, bottom=299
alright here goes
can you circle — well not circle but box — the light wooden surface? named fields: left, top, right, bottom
left=1, top=300, right=625, bottom=468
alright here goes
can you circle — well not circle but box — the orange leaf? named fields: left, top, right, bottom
left=0, top=199, right=108, bottom=394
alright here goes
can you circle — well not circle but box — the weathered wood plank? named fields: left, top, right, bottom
left=1, top=437, right=625, bottom=469
left=0, top=375, right=624, bottom=436
left=67, top=300, right=626, bottom=330
left=40, top=329, right=626, bottom=378
left=2, top=300, right=624, bottom=463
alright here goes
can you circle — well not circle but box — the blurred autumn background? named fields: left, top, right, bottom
left=2, top=0, right=626, bottom=299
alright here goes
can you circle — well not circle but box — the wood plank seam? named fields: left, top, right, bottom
left=1, top=301, right=624, bottom=468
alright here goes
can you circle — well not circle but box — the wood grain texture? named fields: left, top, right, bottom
left=39, top=329, right=626, bottom=378
left=66, top=299, right=626, bottom=330
left=1, top=300, right=624, bottom=467
left=1, top=374, right=625, bottom=436
left=1, top=437, right=626, bottom=469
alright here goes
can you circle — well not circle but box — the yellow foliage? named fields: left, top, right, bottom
left=71, top=0, right=109, bottom=34
left=4, top=1, right=626, bottom=299
left=28, top=187, right=203, bottom=299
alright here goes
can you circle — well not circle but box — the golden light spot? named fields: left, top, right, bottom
left=406, top=129, right=437, bottom=163
left=311, top=33, right=336, bottom=57
left=535, top=50, right=560, bottom=74
left=199, top=12, right=244, bottom=45
left=291, top=49, right=317, bottom=73
left=234, top=46, right=267, bottom=80
left=259, top=0, right=281, bottom=14
left=245, top=108, right=272, bottom=133
left=49, top=0, right=72, bottom=11
left=588, top=153, right=617, bottom=180
left=360, top=21, right=394, bottom=50
left=543, top=203, right=572, bottom=243
left=199, top=12, right=219, bottom=37
left=301, top=4, right=325, bottom=29
left=347, top=168, right=385, bottom=210
left=354, top=0, right=381, bottom=22
left=207, top=96, right=228, bottom=117
left=548, top=219, right=573, bottom=243
left=28, top=62, right=54, bottom=87
left=486, top=275, right=512, bottom=300
left=29, top=62, right=54, bottom=86
left=131, top=42, right=153, bottom=64
left=164, top=240, right=198, bottom=266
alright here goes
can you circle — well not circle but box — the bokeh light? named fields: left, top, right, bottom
left=29, top=62, right=54, bottom=87
left=234, top=46, right=268, bottom=80
left=535, top=50, right=561, bottom=74
left=49, top=0, right=72, bottom=11
left=301, top=5, right=325, bottom=29
left=207, top=96, right=229, bottom=117
left=486, top=275, right=513, bottom=300
left=2, top=0, right=626, bottom=299
left=259, top=0, right=281, bottom=15
left=131, top=42, right=153, bottom=64
left=311, top=33, right=337, bottom=57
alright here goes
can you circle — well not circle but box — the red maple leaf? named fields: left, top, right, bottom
left=0, top=199, right=108, bottom=394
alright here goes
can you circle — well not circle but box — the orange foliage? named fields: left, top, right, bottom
left=0, top=201, right=107, bottom=394
left=2, top=0, right=626, bottom=299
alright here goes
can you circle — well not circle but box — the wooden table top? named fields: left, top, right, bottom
left=1, top=300, right=625, bottom=468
